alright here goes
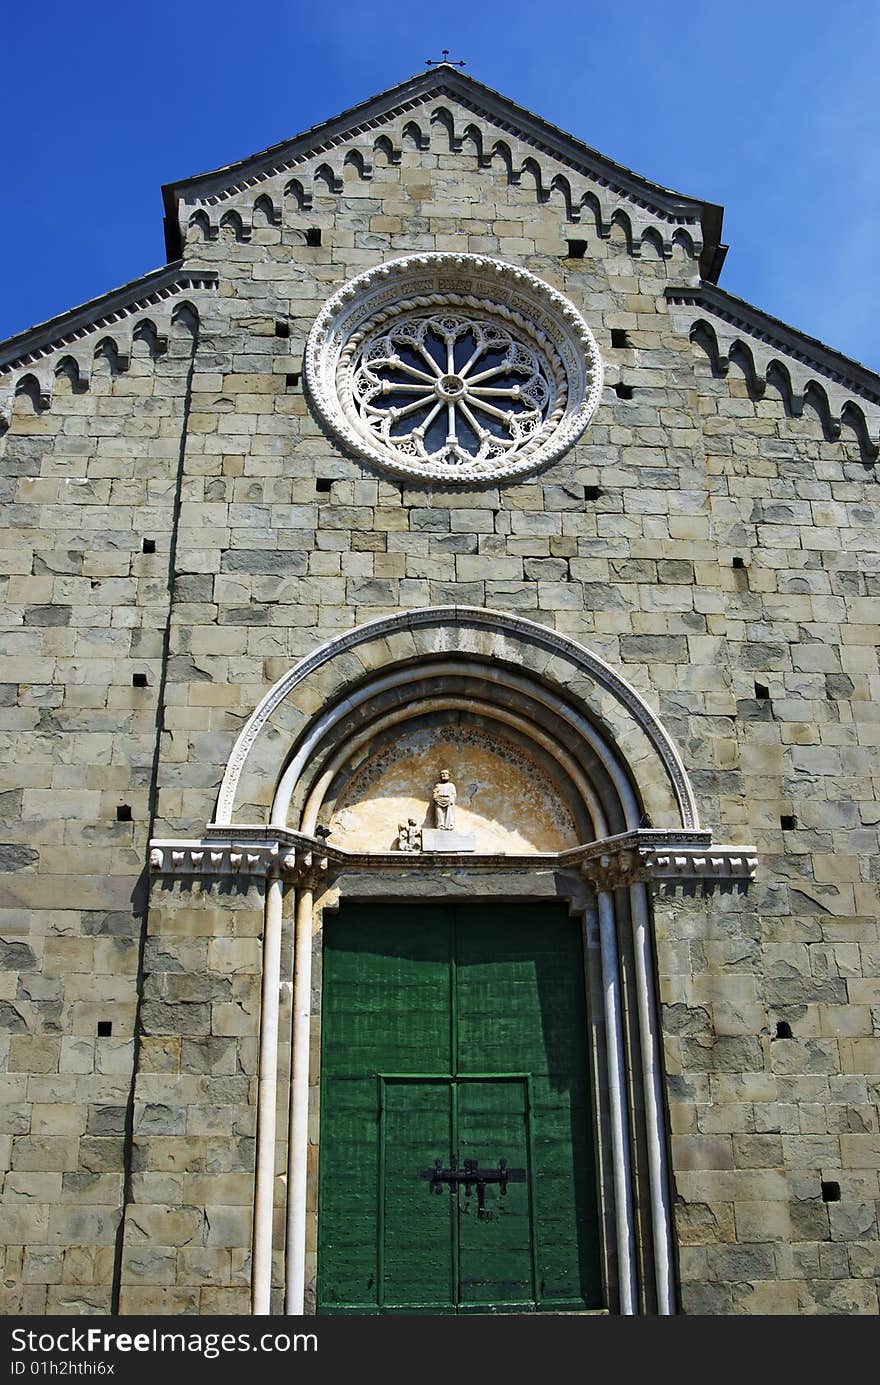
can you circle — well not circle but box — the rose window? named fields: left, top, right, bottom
left=353, top=314, right=553, bottom=468
left=305, top=254, right=603, bottom=484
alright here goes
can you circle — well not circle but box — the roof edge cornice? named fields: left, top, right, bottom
left=161, top=66, right=725, bottom=275
left=0, top=262, right=219, bottom=373
left=666, top=281, right=880, bottom=403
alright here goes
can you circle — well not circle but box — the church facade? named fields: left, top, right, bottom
left=1, top=67, right=878, bottom=1316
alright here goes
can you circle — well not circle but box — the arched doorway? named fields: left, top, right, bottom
left=149, top=608, right=756, bottom=1315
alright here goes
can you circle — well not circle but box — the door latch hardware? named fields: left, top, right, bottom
left=420, top=1156, right=526, bottom=1217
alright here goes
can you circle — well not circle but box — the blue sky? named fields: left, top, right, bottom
left=4, top=1, right=879, bottom=368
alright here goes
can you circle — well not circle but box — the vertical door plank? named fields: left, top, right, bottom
left=456, top=1078, right=534, bottom=1311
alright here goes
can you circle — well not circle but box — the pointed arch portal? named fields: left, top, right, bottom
left=149, top=608, right=756, bottom=1316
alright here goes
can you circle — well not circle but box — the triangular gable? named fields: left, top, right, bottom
left=161, top=65, right=726, bottom=280
left=3, top=68, right=877, bottom=451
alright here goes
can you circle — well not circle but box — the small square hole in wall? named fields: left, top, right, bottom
left=565, top=239, right=588, bottom=259
left=305, top=227, right=322, bottom=247
left=97, top=1021, right=112, bottom=1038
left=584, top=485, right=601, bottom=501
left=754, top=682, right=770, bottom=700
left=116, top=804, right=132, bottom=823
left=274, top=320, right=290, bottom=338
left=132, top=673, right=148, bottom=688
left=780, top=814, right=797, bottom=831
left=316, top=478, right=333, bottom=494
left=821, top=1181, right=841, bottom=1203
left=286, top=373, right=300, bottom=388
left=611, top=329, right=631, bottom=348
left=775, top=1020, right=793, bottom=1039
left=732, top=556, right=747, bottom=570
left=614, top=382, right=634, bottom=400
left=142, top=539, right=156, bottom=554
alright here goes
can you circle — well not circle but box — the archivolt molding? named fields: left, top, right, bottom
left=213, top=606, right=701, bottom=832
left=667, top=286, right=880, bottom=458
left=299, top=693, right=596, bottom=845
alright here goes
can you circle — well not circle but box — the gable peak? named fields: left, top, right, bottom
left=161, top=67, right=726, bottom=281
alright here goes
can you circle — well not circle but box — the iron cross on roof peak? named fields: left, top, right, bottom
left=426, top=50, right=466, bottom=68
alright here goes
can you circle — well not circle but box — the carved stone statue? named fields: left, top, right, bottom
left=397, top=818, right=422, bottom=853
left=432, top=769, right=457, bottom=830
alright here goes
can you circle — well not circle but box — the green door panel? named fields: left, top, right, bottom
left=456, top=1078, right=534, bottom=1312
left=318, top=903, right=602, bottom=1314
left=380, top=1079, right=455, bottom=1311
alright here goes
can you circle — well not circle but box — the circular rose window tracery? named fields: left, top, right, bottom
left=354, top=313, right=553, bottom=467
left=304, top=254, right=603, bottom=484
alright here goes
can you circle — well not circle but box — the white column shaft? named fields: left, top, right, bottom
left=284, top=885, right=314, bottom=1314
left=630, top=880, right=675, bottom=1314
left=252, top=875, right=287, bottom=1315
left=597, top=890, right=638, bottom=1315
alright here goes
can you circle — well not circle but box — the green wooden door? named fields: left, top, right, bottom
left=318, top=903, right=602, bottom=1314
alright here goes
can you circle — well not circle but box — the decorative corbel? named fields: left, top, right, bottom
left=148, top=831, right=332, bottom=885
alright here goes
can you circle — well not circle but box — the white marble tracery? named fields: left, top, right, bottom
left=352, top=311, right=555, bottom=468
left=304, top=255, right=603, bottom=482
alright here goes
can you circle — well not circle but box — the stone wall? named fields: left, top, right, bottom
left=657, top=346, right=880, bottom=1314
left=0, top=315, right=198, bottom=1311
left=118, top=879, right=265, bottom=1315
left=0, top=87, right=878, bottom=1314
